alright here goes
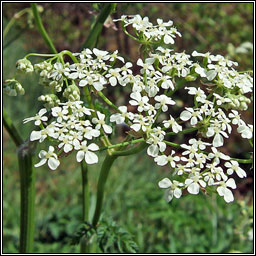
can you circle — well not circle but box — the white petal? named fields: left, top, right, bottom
left=147, top=144, right=159, bottom=157
left=164, top=189, right=174, bottom=202
left=64, top=143, right=73, bottom=153
left=88, top=143, right=99, bottom=151
left=30, top=131, right=42, bottom=141
left=85, top=151, right=98, bottom=164
left=155, top=155, right=168, bottom=166
left=38, top=108, right=47, bottom=116
left=187, top=183, right=200, bottom=194
left=158, top=178, right=172, bottom=188
left=206, top=70, right=217, bottom=81
left=79, top=80, right=88, bottom=87
left=217, top=186, right=225, bottom=196
left=76, top=151, right=85, bottom=162
left=226, top=178, right=236, bottom=189
left=48, top=157, right=60, bottom=170
left=34, top=158, right=47, bottom=168
left=236, top=167, right=247, bottom=178
left=164, top=34, right=174, bottom=44
left=180, top=110, right=192, bottom=121
left=93, top=82, right=103, bottom=91
left=174, top=188, right=182, bottom=198
left=109, top=77, right=117, bottom=86
left=103, top=124, right=112, bottom=134
left=213, top=134, right=224, bottom=147
left=223, top=188, right=234, bottom=203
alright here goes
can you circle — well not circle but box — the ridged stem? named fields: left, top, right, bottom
left=92, top=154, right=117, bottom=227
left=18, top=143, right=36, bottom=253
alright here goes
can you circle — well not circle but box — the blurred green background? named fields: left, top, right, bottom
left=3, top=3, right=253, bottom=253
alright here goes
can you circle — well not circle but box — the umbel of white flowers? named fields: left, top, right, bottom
left=19, top=14, right=253, bottom=203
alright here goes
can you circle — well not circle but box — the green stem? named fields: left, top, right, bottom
left=25, top=53, right=57, bottom=58
left=166, top=127, right=198, bottom=136
left=92, top=154, right=117, bottom=227
left=112, top=142, right=147, bottom=156
left=3, top=8, right=30, bottom=39
left=99, top=138, right=144, bottom=151
left=81, top=162, right=89, bottom=222
left=249, top=139, right=253, bottom=148
left=3, top=106, right=23, bottom=147
left=80, top=162, right=90, bottom=253
left=163, top=140, right=181, bottom=148
left=97, top=91, right=119, bottom=112
left=18, top=142, right=36, bottom=253
left=230, top=158, right=253, bottom=164
left=31, top=3, right=57, bottom=54
left=60, top=50, right=79, bottom=63
left=82, top=3, right=117, bottom=49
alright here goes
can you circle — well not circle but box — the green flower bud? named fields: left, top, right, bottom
left=185, top=75, right=197, bottom=82
left=3, top=79, right=25, bottom=96
left=63, top=84, right=80, bottom=101
left=38, top=94, right=60, bottom=108
left=16, top=58, right=34, bottom=73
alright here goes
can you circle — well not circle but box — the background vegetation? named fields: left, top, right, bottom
left=3, top=3, right=253, bottom=253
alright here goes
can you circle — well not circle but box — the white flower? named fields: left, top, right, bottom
left=154, top=150, right=180, bottom=167
left=92, top=111, right=112, bottom=134
left=188, top=138, right=210, bottom=150
left=185, top=173, right=206, bottom=194
left=58, top=134, right=74, bottom=153
left=163, top=115, right=182, bottom=133
left=193, top=63, right=206, bottom=77
left=185, top=87, right=206, bottom=103
left=106, top=68, right=121, bottom=86
left=225, top=160, right=247, bottom=178
left=181, top=143, right=198, bottom=159
left=228, top=110, right=245, bottom=126
left=160, top=75, right=174, bottom=90
left=137, top=58, right=155, bottom=75
left=237, top=124, right=253, bottom=139
left=49, top=62, right=70, bottom=81
left=206, top=162, right=227, bottom=181
left=130, top=114, right=150, bottom=132
left=213, top=93, right=232, bottom=106
left=206, top=125, right=228, bottom=148
left=180, top=107, right=202, bottom=126
left=23, top=108, right=48, bottom=126
left=76, top=141, right=99, bottom=164
left=92, top=48, right=110, bottom=62
left=216, top=178, right=236, bottom=203
left=208, top=147, right=230, bottom=164
left=129, top=92, right=149, bottom=112
left=158, top=178, right=183, bottom=202
left=51, top=106, right=69, bottom=123
left=34, top=146, right=60, bottom=170
left=110, top=106, right=134, bottom=124
left=146, top=134, right=166, bottom=157
left=30, top=126, right=55, bottom=142
left=154, top=95, right=175, bottom=112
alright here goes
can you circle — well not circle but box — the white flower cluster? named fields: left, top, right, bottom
left=24, top=101, right=103, bottom=169
left=114, top=14, right=181, bottom=44
left=21, top=15, right=252, bottom=204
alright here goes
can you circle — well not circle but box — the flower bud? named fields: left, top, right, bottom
left=3, top=79, right=25, bottom=96
left=38, top=94, right=60, bottom=108
left=63, top=84, right=80, bottom=101
left=16, top=58, right=34, bottom=73
left=185, top=75, right=197, bottom=82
